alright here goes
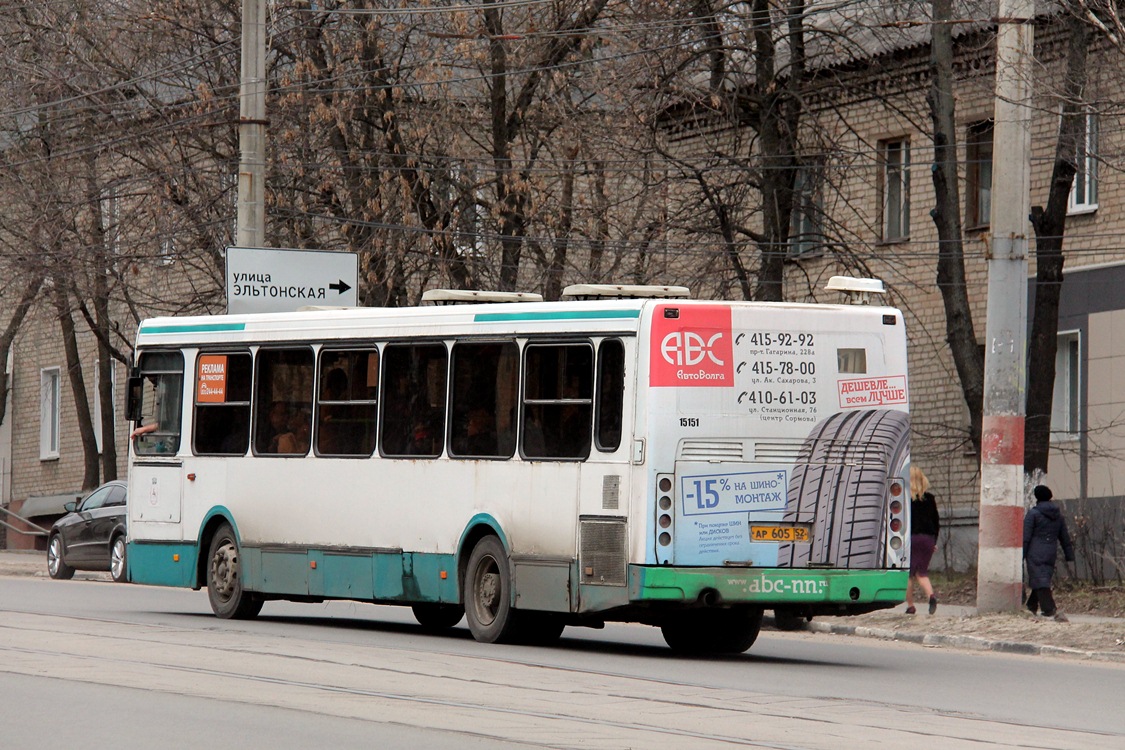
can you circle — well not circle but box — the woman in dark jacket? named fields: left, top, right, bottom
left=906, top=466, right=940, bottom=615
left=1024, top=485, right=1075, bottom=621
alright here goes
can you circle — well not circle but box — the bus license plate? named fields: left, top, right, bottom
left=751, top=525, right=809, bottom=543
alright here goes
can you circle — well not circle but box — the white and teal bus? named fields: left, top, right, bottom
left=125, top=280, right=910, bottom=653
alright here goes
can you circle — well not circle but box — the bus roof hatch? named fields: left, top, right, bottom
left=421, top=289, right=544, bottom=305
left=562, top=283, right=690, bottom=300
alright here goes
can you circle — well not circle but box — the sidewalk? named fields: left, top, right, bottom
left=0, top=549, right=112, bottom=581
left=766, top=601, right=1125, bottom=662
left=4, top=549, right=1122, bottom=660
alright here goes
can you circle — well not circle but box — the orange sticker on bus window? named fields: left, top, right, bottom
left=197, top=355, right=228, bottom=403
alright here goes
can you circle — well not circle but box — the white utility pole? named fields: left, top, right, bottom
left=976, top=0, right=1034, bottom=611
left=236, top=0, right=267, bottom=248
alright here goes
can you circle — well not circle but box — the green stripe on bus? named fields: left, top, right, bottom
left=140, top=322, right=247, bottom=334
left=474, top=310, right=641, bottom=322
left=629, top=566, right=908, bottom=605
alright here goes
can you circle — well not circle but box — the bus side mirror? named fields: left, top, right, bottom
left=126, top=374, right=143, bottom=422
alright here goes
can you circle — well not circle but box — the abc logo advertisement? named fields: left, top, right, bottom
left=650, top=305, right=734, bottom=387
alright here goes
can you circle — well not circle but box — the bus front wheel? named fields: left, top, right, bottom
left=206, top=523, right=263, bottom=620
left=464, top=536, right=516, bottom=643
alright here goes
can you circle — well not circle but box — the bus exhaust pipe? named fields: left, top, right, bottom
left=699, top=589, right=721, bottom=607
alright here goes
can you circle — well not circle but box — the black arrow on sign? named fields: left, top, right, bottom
left=329, top=280, right=352, bottom=294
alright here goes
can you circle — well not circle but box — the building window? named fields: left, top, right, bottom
left=40, top=367, right=61, bottom=460
left=1069, top=110, right=1098, bottom=213
left=790, top=163, right=824, bottom=255
left=1051, top=331, right=1080, bottom=440
left=879, top=139, right=910, bottom=241
left=966, top=121, right=993, bottom=229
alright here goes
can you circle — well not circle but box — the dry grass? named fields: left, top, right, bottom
left=931, top=569, right=1125, bottom=618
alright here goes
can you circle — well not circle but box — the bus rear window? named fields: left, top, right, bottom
left=837, top=348, right=867, bottom=374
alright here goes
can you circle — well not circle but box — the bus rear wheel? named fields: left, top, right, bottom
left=207, top=523, right=263, bottom=620
left=464, top=536, right=517, bottom=643
left=661, top=607, right=763, bottom=654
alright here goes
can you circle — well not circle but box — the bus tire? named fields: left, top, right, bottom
left=510, top=612, right=566, bottom=646
left=412, top=603, right=464, bottom=631
left=206, top=523, right=263, bottom=620
left=110, top=535, right=128, bottom=583
left=661, top=608, right=762, bottom=654
left=781, top=409, right=910, bottom=569
left=464, top=536, right=517, bottom=643
left=772, top=608, right=808, bottom=631
left=48, top=534, right=75, bottom=580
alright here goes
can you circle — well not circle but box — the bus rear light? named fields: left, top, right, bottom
left=889, top=500, right=902, bottom=514
left=658, top=495, right=672, bottom=510
left=889, top=536, right=903, bottom=550
left=890, top=518, right=902, bottom=533
left=659, top=514, right=671, bottom=529
left=889, top=481, right=903, bottom=497
left=659, top=532, right=671, bottom=546
left=659, top=477, right=672, bottom=492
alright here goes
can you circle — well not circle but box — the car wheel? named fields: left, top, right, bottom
left=464, top=536, right=517, bottom=643
left=110, top=535, right=128, bottom=583
left=48, top=534, right=75, bottom=580
left=206, top=523, right=263, bottom=619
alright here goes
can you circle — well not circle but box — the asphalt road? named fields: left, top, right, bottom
left=1, top=576, right=1122, bottom=749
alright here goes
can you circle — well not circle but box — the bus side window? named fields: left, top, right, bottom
left=450, top=342, right=517, bottom=459
left=254, top=348, right=315, bottom=456
left=133, top=351, right=184, bottom=456
left=316, top=349, right=378, bottom=457
left=193, top=352, right=252, bottom=455
left=380, top=343, right=447, bottom=458
left=521, top=343, right=593, bottom=460
left=595, top=339, right=625, bottom=452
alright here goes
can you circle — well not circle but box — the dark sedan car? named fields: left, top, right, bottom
left=47, top=480, right=128, bottom=583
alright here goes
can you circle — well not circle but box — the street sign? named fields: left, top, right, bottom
left=225, top=247, right=359, bottom=314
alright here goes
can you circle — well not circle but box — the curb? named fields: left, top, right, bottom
left=799, top=619, right=1125, bottom=663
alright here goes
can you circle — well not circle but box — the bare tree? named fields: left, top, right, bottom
left=928, top=0, right=985, bottom=456
left=1025, top=6, right=1095, bottom=474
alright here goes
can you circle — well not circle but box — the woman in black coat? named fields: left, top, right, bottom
left=906, top=466, right=940, bottom=615
left=1023, top=485, right=1075, bottom=621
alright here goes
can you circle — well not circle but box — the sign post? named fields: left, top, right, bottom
left=225, top=247, right=358, bottom=314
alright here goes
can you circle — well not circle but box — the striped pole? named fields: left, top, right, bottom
left=976, top=0, right=1033, bottom=612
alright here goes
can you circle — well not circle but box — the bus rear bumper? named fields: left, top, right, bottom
left=630, top=566, right=907, bottom=611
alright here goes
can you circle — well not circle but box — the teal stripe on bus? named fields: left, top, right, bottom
left=140, top=322, right=248, bottom=334
left=474, top=309, right=641, bottom=322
